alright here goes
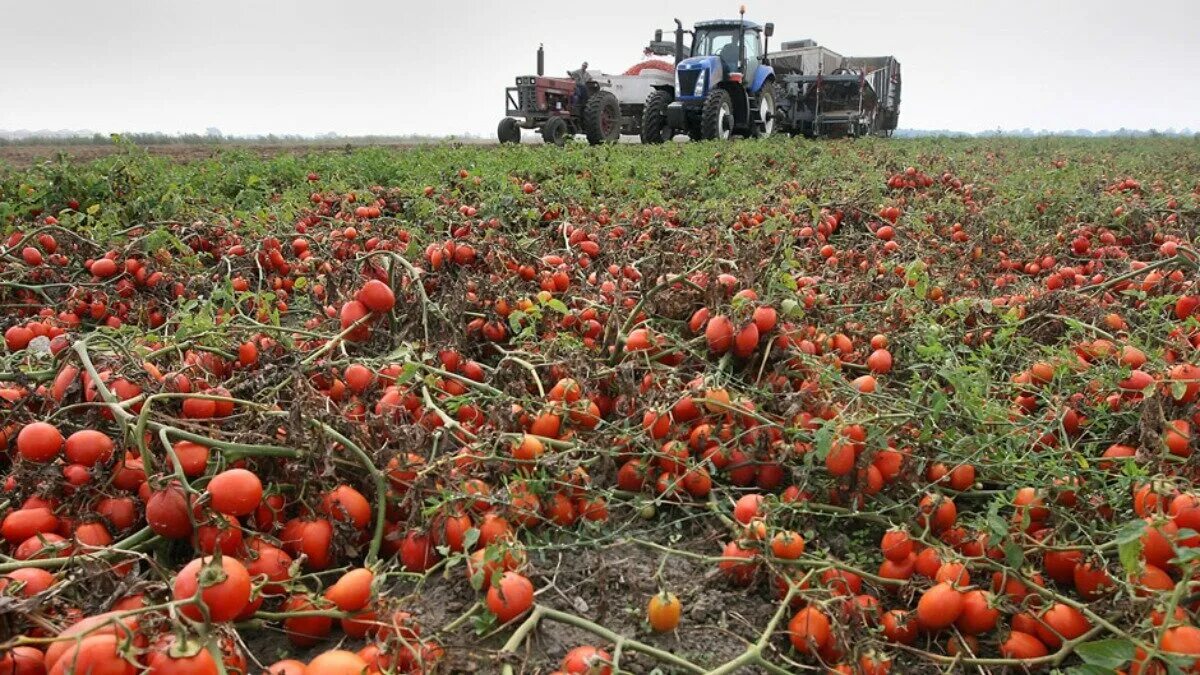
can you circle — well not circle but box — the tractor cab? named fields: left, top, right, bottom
left=691, top=20, right=764, bottom=87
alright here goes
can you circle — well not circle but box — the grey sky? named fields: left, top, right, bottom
left=2, top=0, right=1197, bottom=136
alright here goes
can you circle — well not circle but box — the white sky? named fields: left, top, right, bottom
left=1, top=0, right=1197, bottom=136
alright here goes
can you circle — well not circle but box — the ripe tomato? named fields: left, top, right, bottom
left=647, top=591, right=682, bottom=632
left=207, top=469, right=263, bottom=517
left=916, top=582, right=963, bottom=631
left=788, top=606, right=832, bottom=654
left=1000, top=631, right=1048, bottom=659
left=172, top=556, right=252, bottom=622
left=47, top=634, right=135, bottom=675
left=306, top=650, right=367, bottom=675
left=486, top=571, right=534, bottom=623
left=145, top=636, right=218, bottom=675
left=561, top=646, right=612, bottom=675
left=64, top=430, right=114, bottom=466
left=17, top=422, right=63, bottom=462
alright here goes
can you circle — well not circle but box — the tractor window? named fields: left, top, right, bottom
left=744, top=31, right=761, bottom=59
left=692, top=29, right=738, bottom=58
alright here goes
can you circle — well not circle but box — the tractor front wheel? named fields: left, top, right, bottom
left=497, top=118, right=522, bottom=144
left=541, top=118, right=570, bottom=146
left=640, top=90, right=673, bottom=144
left=584, top=91, right=621, bottom=145
left=751, top=81, right=777, bottom=138
left=700, top=89, right=734, bottom=141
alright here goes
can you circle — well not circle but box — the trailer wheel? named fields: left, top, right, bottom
left=541, top=118, right=570, bottom=147
left=640, top=90, right=673, bottom=144
left=750, top=81, right=777, bottom=138
left=700, top=89, right=733, bottom=141
left=583, top=91, right=621, bottom=145
left=497, top=118, right=522, bottom=144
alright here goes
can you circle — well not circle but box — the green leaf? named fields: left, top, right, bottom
left=86, top=204, right=100, bottom=215
left=1118, top=537, right=1143, bottom=575
left=1068, top=665, right=1122, bottom=675
left=543, top=298, right=568, bottom=314
left=462, top=527, right=480, bottom=551
left=1003, top=541, right=1025, bottom=569
left=1075, top=639, right=1134, bottom=669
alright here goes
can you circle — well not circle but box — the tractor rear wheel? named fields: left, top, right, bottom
left=584, top=91, right=621, bottom=145
left=700, top=89, right=733, bottom=141
left=640, top=90, right=673, bottom=144
left=497, top=118, right=522, bottom=144
left=541, top=118, right=570, bottom=146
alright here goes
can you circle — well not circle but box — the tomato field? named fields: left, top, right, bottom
left=1, top=136, right=1199, bottom=674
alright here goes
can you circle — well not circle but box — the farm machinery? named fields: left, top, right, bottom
left=641, top=9, right=901, bottom=141
left=497, top=43, right=676, bottom=145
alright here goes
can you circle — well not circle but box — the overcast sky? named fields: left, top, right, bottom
left=2, top=0, right=1197, bottom=136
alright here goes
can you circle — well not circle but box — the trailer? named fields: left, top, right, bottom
left=768, top=40, right=901, bottom=137
left=497, top=43, right=675, bottom=146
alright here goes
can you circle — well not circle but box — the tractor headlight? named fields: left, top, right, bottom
left=694, top=69, right=707, bottom=96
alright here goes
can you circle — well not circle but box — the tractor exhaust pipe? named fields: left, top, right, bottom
left=673, top=19, right=684, bottom=64
left=537, top=44, right=544, bottom=77
left=738, top=5, right=747, bottom=73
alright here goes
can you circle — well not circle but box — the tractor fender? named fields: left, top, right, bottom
left=749, top=65, right=775, bottom=95
left=717, top=81, right=751, bottom=127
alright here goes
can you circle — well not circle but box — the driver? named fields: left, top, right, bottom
left=569, top=62, right=592, bottom=108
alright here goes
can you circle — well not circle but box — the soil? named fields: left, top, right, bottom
left=239, top=515, right=786, bottom=674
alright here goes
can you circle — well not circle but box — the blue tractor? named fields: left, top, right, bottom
left=641, top=10, right=777, bottom=142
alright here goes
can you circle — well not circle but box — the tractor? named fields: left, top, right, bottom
left=640, top=8, right=777, bottom=143
left=497, top=44, right=675, bottom=146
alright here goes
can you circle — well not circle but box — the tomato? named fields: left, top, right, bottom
left=916, top=582, right=963, bottom=631
left=1035, top=602, right=1090, bottom=648
left=718, top=540, right=758, bottom=586
left=266, top=660, right=307, bottom=675
left=282, top=595, right=334, bottom=646
left=705, top=315, right=734, bottom=353
left=1, top=567, right=56, bottom=596
left=357, top=280, right=395, bottom=313
left=788, top=606, right=832, bottom=654
left=305, top=650, right=367, bottom=675
left=647, top=591, right=682, bottom=632
left=48, top=635, right=136, bottom=675
left=245, top=538, right=294, bottom=594
left=1000, top=631, right=1048, bottom=659
left=207, top=469, right=263, bottom=517
left=955, top=590, right=999, bottom=635
left=17, top=422, right=63, bottom=462
left=486, top=571, right=534, bottom=623
left=866, top=349, right=893, bottom=374
left=319, top=485, right=371, bottom=529
left=1160, top=625, right=1200, bottom=669
left=561, top=646, right=612, bottom=675
left=0, top=646, right=45, bottom=675
left=145, top=636, right=218, bottom=675
left=324, top=568, right=373, bottom=611
left=732, top=494, right=764, bottom=525
left=880, top=529, right=912, bottom=562
left=398, top=529, right=440, bottom=572
left=172, top=556, right=252, bottom=622
left=171, top=441, right=211, bottom=477
left=2, top=508, right=59, bottom=544
left=64, top=430, right=114, bottom=466
left=146, top=483, right=194, bottom=539
left=770, top=530, right=805, bottom=560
